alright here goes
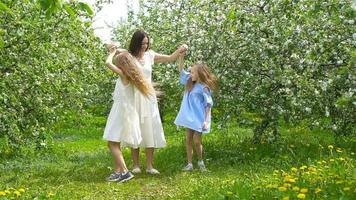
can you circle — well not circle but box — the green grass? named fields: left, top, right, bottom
left=0, top=113, right=355, bottom=199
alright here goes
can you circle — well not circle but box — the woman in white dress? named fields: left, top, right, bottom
left=103, top=49, right=155, bottom=182
left=127, top=30, right=187, bottom=174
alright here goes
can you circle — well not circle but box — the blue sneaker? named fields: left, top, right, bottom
left=106, top=172, right=121, bottom=182
left=117, top=172, right=134, bottom=183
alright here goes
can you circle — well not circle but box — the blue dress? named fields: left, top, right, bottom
left=174, top=70, right=213, bottom=133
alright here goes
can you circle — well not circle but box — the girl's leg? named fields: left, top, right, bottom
left=108, top=141, right=128, bottom=173
left=145, top=147, right=154, bottom=169
left=131, top=148, right=140, bottom=169
left=193, top=132, right=203, bottom=161
left=185, top=129, right=194, bottom=164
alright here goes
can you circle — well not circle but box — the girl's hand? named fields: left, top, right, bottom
left=202, top=121, right=209, bottom=131
left=109, top=46, right=117, bottom=54
left=178, top=44, right=188, bottom=53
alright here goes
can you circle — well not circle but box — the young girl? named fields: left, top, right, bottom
left=174, top=53, right=218, bottom=172
left=103, top=46, right=155, bottom=182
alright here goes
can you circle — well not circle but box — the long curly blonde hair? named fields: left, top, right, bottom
left=185, top=64, right=218, bottom=93
left=113, top=52, right=154, bottom=97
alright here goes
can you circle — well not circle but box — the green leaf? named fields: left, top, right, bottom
left=0, top=2, right=10, bottom=11
left=45, top=4, right=57, bottom=18
left=79, top=2, right=93, bottom=17
left=228, top=9, right=235, bottom=20
left=0, top=38, right=4, bottom=48
left=63, top=3, right=75, bottom=17
left=0, top=2, right=14, bottom=15
left=336, top=97, right=350, bottom=107
left=39, top=0, right=53, bottom=10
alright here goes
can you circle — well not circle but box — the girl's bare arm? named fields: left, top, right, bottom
left=105, top=49, right=123, bottom=77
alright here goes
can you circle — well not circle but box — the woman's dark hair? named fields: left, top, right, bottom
left=129, top=30, right=150, bottom=57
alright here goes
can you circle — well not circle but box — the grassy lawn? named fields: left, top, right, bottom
left=0, top=112, right=355, bottom=199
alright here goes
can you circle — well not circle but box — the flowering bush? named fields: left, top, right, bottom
left=114, top=0, right=355, bottom=141
left=0, top=0, right=110, bottom=154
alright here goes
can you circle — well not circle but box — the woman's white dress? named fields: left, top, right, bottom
left=134, top=50, right=166, bottom=148
left=103, top=78, right=142, bottom=148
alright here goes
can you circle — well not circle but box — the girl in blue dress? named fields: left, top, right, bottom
left=174, top=52, right=218, bottom=172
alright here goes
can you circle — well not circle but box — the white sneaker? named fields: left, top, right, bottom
left=146, top=168, right=160, bottom=175
left=197, top=160, right=207, bottom=172
left=182, top=163, right=193, bottom=171
left=132, top=167, right=142, bottom=174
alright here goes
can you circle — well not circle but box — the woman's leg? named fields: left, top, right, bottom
left=145, top=147, right=154, bottom=169
left=108, top=141, right=128, bottom=173
left=131, top=148, right=140, bottom=169
left=186, top=129, right=194, bottom=164
left=193, top=132, right=203, bottom=161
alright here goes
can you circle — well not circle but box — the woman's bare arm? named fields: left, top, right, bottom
left=154, top=44, right=188, bottom=63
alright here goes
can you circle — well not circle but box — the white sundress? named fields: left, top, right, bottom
left=103, top=78, right=142, bottom=148
left=134, top=50, right=166, bottom=148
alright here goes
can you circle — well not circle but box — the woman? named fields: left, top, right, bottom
left=127, top=30, right=187, bottom=174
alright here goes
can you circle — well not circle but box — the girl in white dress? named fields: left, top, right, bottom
left=103, top=48, right=155, bottom=182
left=127, top=30, right=187, bottom=174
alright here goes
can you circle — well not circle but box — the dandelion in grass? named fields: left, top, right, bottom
left=297, top=193, right=306, bottom=199
left=328, top=145, right=334, bottom=150
left=279, top=186, right=287, bottom=192
left=282, top=196, right=289, bottom=200
left=266, top=184, right=278, bottom=189
left=343, top=187, right=350, bottom=192
left=336, top=148, right=342, bottom=153
left=300, top=165, right=307, bottom=170
left=292, top=186, right=300, bottom=191
left=291, top=167, right=298, bottom=173
left=287, top=178, right=296, bottom=183
left=315, top=188, right=321, bottom=193
left=337, top=157, right=345, bottom=161
left=329, top=159, right=335, bottom=162
left=226, top=191, right=233, bottom=195
left=4, top=190, right=10, bottom=194
left=300, top=188, right=308, bottom=193
left=18, top=188, right=25, bottom=193
left=308, top=166, right=316, bottom=172
left=284, top=175, right=293, bottom=182
left=47, top=192, right=55, bottom=198
left=14, top=191, right=21, bottom=197
left=0, top=191, right=6, bottom=196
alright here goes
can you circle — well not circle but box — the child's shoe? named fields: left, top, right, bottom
left=146, top=168, right=160, bottom=175
left=182, top=163, right=193, bottom=171
left=197, top=160, right=207, bottom=172
left=106, top=172, right=121, bottom=182
left=132, top=167, right=142, bottom=174
left=117, top=171, right=134, bottom=183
